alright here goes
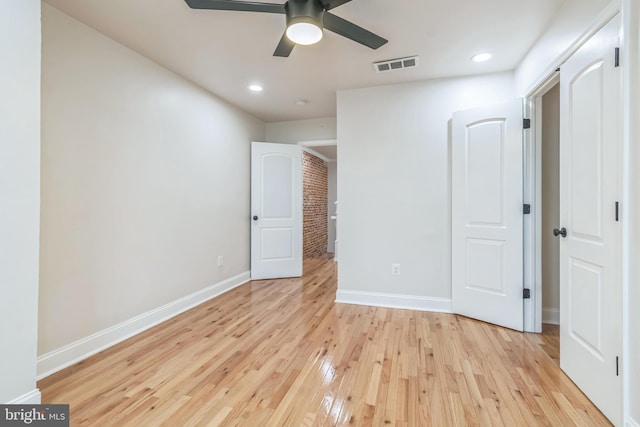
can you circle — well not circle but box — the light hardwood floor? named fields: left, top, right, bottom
left=39, top=257, right=611, bottom=426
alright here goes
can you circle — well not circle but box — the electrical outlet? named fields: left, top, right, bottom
left=217, top=256, right=224, bottom=267
left=391, top=263, right=400, bottom=276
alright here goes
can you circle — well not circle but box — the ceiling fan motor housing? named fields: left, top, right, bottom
left=285, top=0, right=325, bottom=29
left=184, top=0, right=388, bottom=56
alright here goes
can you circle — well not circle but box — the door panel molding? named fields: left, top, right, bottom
left=452, top=100, right=524, bottom=331
left=251, top=142, right=302, bottom=280
left=559, top=16, right=622, bottom=425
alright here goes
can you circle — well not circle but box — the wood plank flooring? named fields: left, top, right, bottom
left=39, top=257, right=611, bottom=426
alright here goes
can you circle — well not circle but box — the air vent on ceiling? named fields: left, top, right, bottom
left=373, top=56, right=419, bottom=73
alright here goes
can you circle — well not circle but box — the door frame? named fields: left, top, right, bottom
left=522, top=4, right=620, bottom=334
left=297, top=139, right=338, bottom=259
left=621, top=2, right=640, bottom=425
left=523, top=73, right=560, bottom=333
left=523, top=7, right=634, bottom=424
left=298, top=139, right=338, bottom=262
left=297, top=139, right=337, bottom=163
left=251, top=138, right=336, bottom=276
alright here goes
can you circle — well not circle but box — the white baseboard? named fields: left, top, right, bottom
left=626, top=417, right=640, bottom=427
left=37, top=271, right=250, bottom=380
left=8, top=389, right=41, bottom=404
left=336, top=290, right=452, bottom=313
left=542, top=307, right=560, bottom=325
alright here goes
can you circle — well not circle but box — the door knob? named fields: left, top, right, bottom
left=553, top=227, right=567, bottom=238
left=253, top=215, right=259, bottom=221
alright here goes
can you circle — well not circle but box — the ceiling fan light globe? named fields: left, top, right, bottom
left=471, top=52, right=492, bottom=62
left=286, top=22, right=323, bottom=45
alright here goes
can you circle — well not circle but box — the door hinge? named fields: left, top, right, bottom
left=615, top=47, right=620, bottom=67
left=523, top=118, right=531, bottom=129
left=615, top=201, right=619, bottom=222
left=523, top=288, right=531, bottom=299
left=523, top=204, right=531, bottom=215
left=616, top=356, right=619, bottom=376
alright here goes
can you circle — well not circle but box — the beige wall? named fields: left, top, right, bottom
left=40, top=5, right=264, bottom=356
left=265, top=117, right=337, bottom=144
left=337, top=73, right=515, bottom=301
left=541, top=84, right=560, bottom=322
left=0, top=0, right=41, bottom=403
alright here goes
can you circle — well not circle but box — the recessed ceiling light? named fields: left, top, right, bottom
left=471, top=53, right=492, bottom=63
left=295, top=99, right=308, bottom=106
left=248, top=84, right=263, bottom=92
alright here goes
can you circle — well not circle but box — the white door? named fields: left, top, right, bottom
left=559, top=17, right=622, bottom=425
left=452, top=100, right=524, bottom=331
left=251, top=142, right=302, bottom=280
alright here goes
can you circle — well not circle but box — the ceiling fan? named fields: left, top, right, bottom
left=184, top=0, right=388, bottom=57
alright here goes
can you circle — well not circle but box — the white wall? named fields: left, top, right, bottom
left=515, top=0, right=619, bottom=95
left=336, top=73, right=514, bottom=305
left=541, top=84, right=560, bottom=324
left=265, top=117, right=337, bottom=144
left=0, top=0, right=41, bottom=404
left=327, top=162, right=337, bottom=254
left=40, top=5, right=264, bottom=361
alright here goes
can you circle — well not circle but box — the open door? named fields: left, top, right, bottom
left=558, top=17, right=622, bottom=425
left=452, top=100, right=524, bottom=331
left=251, top=142, right=302, bottom=280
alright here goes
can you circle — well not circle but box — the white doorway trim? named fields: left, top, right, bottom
left=298, top=139, right=338, bottom=147
left=522, top=3, right=620, bottom=334
left=301, top=147, right=331, bottom=163
left=523, top=72, right=560, bottom=333
left=297, top=139, right=337, bottom=163
left=297, top=139, right=338, bottom=259
left=620, top=1, right=640, bottom=425
left=524, top=11, right=627, bottom=426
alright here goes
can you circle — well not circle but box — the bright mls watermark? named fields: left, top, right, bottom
left=0, top=405, right=69, bottom=426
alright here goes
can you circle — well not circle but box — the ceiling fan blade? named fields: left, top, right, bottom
left=184, top=0, right=285, bottom=14
left=273, top=32, right=295, bottom=57
left=319, top=0, right=352, bottom=10
left=323, top=12, right=387, bottom=49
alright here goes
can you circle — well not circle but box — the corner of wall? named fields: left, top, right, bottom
left=515, top=0, right=620, bottom=95
left=0, top=0, right=41, bottom=406
left=626, top=417, right=640, bottom=427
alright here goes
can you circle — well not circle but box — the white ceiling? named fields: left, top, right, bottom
left=307, top=145, right=337, bottom=161
left=43, top=0, right=565, bottom=122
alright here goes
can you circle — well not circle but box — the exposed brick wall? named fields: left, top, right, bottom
left=303, top=151, right=328, bottom=258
